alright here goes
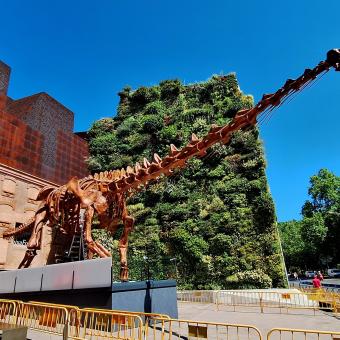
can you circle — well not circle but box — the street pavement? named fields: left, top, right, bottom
left=178, top=301, right=340, bottom=335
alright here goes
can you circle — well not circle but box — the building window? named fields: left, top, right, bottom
left=13, top=222, right=30, bottom=245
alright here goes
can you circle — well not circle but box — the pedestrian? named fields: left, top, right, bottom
left=317, top=271, right=324, bottom=281
left=312, top=275, right=321, bottom=289
left=293, top=272, right=298, bottom=280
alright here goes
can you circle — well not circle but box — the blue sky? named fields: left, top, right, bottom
left=1, top=0, right=339, bottom=222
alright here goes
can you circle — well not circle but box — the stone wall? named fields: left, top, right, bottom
left=0, top=163, right=56, bottom=269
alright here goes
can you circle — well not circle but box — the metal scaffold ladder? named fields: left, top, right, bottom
left=67, top=209, right=86, bottom=262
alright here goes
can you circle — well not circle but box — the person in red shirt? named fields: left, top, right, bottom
left=312, top=275, right=321, bottom=289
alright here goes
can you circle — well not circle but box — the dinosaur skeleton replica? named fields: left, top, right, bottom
left=3, top=49, right=340, bottom=281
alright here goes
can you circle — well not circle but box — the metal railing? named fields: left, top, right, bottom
left=69, top=308, right=144, bottom=340
left=178, top=289, right=340, bottom=315
left=177, top=290, right=216, bottom=304
left=0, top=299, right=18, bottom=324
left=2, top=298, right=340, bottom=339
left=218, top=290, right=326, bottom=314
left=267, top=327, right=340, bottom=339
left=16, top=301, right=69, bottom=339
left=145, top=316, right=263, bottom=340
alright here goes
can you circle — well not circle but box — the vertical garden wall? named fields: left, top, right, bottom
left=87, top=75, right=286, bottom=289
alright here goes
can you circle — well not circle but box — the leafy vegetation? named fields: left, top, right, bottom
left=88, top=75, right=286, bottom=288
left=279, top=169, right=340, bottom=272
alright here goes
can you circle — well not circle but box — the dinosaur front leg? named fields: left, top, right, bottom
left=119, top=215, right=135, bottom=282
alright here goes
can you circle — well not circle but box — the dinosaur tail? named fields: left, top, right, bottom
left=2, top=216, right=35, bottom=239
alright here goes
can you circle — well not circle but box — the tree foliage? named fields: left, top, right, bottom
left=88, top=74, right=286, bottom=288
left=279, top=169, right=340, bottom=271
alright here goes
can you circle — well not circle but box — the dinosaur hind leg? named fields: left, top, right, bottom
left=27, top=203, right=47, bottom=250
left=18, top=250, right=38, bottom=269
left=119, top=215, right=135, bottom=282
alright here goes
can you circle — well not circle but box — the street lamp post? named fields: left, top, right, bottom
left=170, top=258, right=177, bottom=279
left=143, top=255, right=150, bottom=281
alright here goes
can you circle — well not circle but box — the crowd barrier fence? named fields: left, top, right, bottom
left=69, top=308, right=144, bottom=340
left=177, top=290, right=340, bottom=315
left=267, top=327, right=340, bottom=339
left=145, top=316, right=263, bottom=340
left=2, top=298, right=340, bottom=339
left=0, top=299, right=18, bottom=324
left=16, top=301, right=69, bottom=339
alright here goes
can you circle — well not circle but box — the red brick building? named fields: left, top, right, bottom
left=0, top=60, right=89, bottom=269
left=0, top=60, right=88, bottom=184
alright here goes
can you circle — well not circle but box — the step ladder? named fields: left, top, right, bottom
left=55, top=209, right=87, bottom=263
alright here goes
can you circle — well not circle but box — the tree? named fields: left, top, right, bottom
left=280, top=169, right=340, bottom=270
left=302, top=169, right=340, bottom=216
left=279, top=220, right=305, bottom=269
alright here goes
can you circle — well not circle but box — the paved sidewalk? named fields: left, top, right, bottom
left=178, top=302, right=340, bottom=335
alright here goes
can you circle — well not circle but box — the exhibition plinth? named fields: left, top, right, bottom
left=0, top=258, right=178, bottom=318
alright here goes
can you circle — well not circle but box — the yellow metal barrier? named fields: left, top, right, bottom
left=29, top=300, right=82, bottom=328
left=217, top=290, right=323, bottom=314
left=83, top=306, right=170, bottom=320
left=267, top=327, right=340, bottom=339
left=0, top=299, right=18, bottom=324
left=16, top=302, right=69, bottom=339
left=145, top=317, right=263, bottom=339
left=69, top=308, right=144, bottom=340
left=178, top=289, right=340, bottom=315
left=82, top=307, right=171, bottom=338
left=177, top=290, right=216, bottom=304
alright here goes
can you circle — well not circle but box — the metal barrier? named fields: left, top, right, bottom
left=145, top=317, right=263, bottom=339
left=177, top=290, right=216, bottom=304
left=5, top=298, right=340, bottom=340
left=178, top=290, right=340, bottom=314
left=218, top=290, right=340, bottom=314
left=82, top=307, right=170, bottom=320
left=29, top=300, right=82, bottom=328
left=0, top=299, right=18, bottom=324
left=82, top=307, right=171, bottom=338
left=178, top=289, right=340, bottom=315
left=16, top=301, right=69, bottom=339
left=267, top=328, right=340, bottom=339
left=69, top=308, right=144, bottom=340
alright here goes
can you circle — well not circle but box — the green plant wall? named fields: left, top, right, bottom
left=88, top=75, right=286, bottom=289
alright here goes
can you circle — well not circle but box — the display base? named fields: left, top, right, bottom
left=0, top=279, right=178, bottom=318
left=0, top=259, right=178, bottom=318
